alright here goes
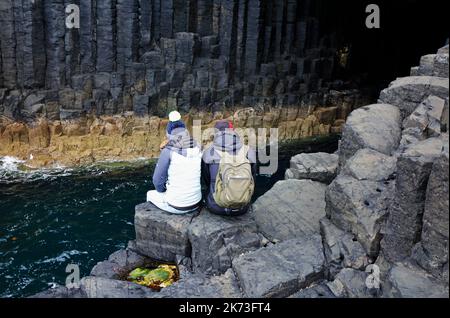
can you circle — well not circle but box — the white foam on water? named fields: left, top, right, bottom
left=0, top=156, right=153, bottom=184
left=37, top=250, right=88, bottom=265
left=0, top=156, right=76, bottom=183
left=0, top=156, right=25, bottom=172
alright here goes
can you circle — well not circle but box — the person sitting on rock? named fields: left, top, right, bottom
left=202, top=120, right=257, bottom=216
left=147, top=116, right=202, bottom=214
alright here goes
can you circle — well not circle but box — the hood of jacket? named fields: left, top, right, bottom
left=166, top=128, right=197, bottom=154
left=212, top=130, right=243, bottom=153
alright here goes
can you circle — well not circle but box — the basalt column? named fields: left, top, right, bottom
left=0, top=0, right=18, bottom=89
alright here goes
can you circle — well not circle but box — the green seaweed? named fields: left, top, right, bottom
left=127, top=265, right=178, bottom=290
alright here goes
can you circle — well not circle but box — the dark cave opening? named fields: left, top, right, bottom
left=317, top=0, right=448, bottom=90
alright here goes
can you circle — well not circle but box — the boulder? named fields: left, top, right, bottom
left=326, top=149, right=397, bottom=259
left=338, top=104, right=402, bottom=167
left=412, top=140, right=449, bottom=281
left=134, top=202, right=197, bottom=262
left=385, top=263, right=448, bottom=298
left=326, top=268, right=373, bottom=298
left=320, top=218, right=369, bottom=278
left=285, top=152, right=338, bottom=184
left=187, top=210, right=263, bottom=275
left=252, top=180, right=327, bottom=242
left=381, top=137, right=447, bottom=263
left=379, top=76, right=449, bottom=119
left=80, top=276, right=155, bottom=298
left=232, top=236, right=325, bottom=298
left=154, top=269, right=242, bottom=298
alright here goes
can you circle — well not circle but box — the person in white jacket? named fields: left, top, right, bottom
left=147, top=117, right=202, bottom=214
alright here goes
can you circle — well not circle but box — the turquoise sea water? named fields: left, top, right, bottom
left=0, top=136, right=339, bottom=298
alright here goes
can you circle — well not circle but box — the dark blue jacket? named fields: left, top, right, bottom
left=201, top=131, right=257, bottom=216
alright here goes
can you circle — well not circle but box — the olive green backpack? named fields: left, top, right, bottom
left=213, top=145, right=255, bottom=209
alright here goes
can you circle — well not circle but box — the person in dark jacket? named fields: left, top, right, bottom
left=202, top=120, right=257, bottom=216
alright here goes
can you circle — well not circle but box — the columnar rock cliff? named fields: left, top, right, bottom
left=0, top=0, right=373, bottom=167
left=0, top=0, right=355, bottom=117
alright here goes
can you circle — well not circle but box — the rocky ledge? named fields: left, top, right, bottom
left=32, top=45, right=449, bottom=298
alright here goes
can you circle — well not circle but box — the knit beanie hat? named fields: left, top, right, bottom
left=214, top=120, right=234, bottom=131
left=167, top=120, right=186, bottom=135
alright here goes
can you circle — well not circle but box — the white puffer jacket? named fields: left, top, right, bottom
left=165, top=146, right=202, bottom=208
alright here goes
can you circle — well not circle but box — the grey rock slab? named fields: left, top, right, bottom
left=252, top=180, right=327, bottom=242
left=379, top=76, right=449, bottom=119
left=342, top=148, right=397, bottom=182
left=412, top=139, right=449, bottom=281
left=326, top=268, right=373, bottom=298
left=381, top=136, right=447, bottom=263
left=338, top=104, right=402, bottom=167
left=80, top=276, right=155, bottom=298
left=90, top=248, right=147, bottom=280
left=188, top=209, right=262, bottom=276
left=326, top=175, right=394, bottom=258
left=153, top=269, right=242, bottom=298
left=385, top=263, right=448, bottom=298
left=134, top=202, right=197, bottom=262
left=232, top=236, right=325, bottom=298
